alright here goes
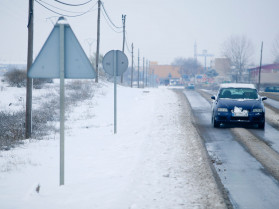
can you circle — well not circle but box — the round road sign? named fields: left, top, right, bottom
left=102, top=50, right=128, bottom=76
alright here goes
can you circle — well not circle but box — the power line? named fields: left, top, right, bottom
left=35, top=0, right=97, bottom=17
left=38, top=0, right=97, bottom=14
left=101, top=2, right=122, bottom=29
left=53, top=0, right=93, bottom=6
left=101, top=9, right=122, bottom=33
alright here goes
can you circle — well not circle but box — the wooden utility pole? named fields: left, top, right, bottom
left=122, top=15, right=126, bottom=52
left=25, top=0, right=34, bottom=139
left=131, top=43, right=134, bottom=88
left=258, top=42, right=263, bottom=91
left=138, top=49, right=140, bottom=88
left=95, top=0, right=101, bottom=83
left=121, top=15, right=126, bottom=83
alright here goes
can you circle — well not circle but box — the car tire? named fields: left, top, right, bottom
left=212, top=114, right=220, bottom=128
left=258, top=122, right=265, bottom=129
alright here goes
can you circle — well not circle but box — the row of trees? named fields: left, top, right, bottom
left=172, top=57, right=218, bottom=81
left=172, top=57, right=202, bottom=77
left=173, top=34, right=279, bottom=82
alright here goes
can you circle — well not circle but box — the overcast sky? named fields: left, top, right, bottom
left=0, top=0, right=279, bottom=67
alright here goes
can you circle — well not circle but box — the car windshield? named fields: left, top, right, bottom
left=218, top=88, right=258, bottom=100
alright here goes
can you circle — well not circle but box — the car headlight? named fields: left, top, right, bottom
left=253, top=109, right=263, bottom=112
left=217, top=108, right=228, bottom=112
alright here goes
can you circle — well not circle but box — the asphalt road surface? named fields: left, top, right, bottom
left=184, top=89, right=279, bottom=209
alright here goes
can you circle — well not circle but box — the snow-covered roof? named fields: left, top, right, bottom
left=220, top=83, right=256, bottom=89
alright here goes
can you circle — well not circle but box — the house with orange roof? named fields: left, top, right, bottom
left=149, top=61, right=181, bottom=85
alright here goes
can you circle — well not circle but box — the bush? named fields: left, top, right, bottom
left=65, top=80, right=94, bottom=105
left=33, top=78, right=53, bottom=89
left=0, top=101, right=58, bottom=150
left=4, top=69, right=52, bottom=89
left=4, top=69, right=26, bottom=87
left=0, top=79, right=97, bottom=150
left=0, top=111, right=25, bottom=150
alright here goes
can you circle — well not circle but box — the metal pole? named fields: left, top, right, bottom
left=138, top=49, right=140, bottom=88
left=25, top=0, right=34, bottom=139
left=145, top=60, right=148, bottom=87
left=114, top=51, right=117, bottom=134
left=143, top=57, right=145, bottom=88
left=131, top=43, right=134, bottom=88
left=95, top=0, right=101, bottom=83
left=258, top=42, right=263, bottom=91
left=204, top=55, right=206, bottom=72
left=59, top=23, right=65, bottom=186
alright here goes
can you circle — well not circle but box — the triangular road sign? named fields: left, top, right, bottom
left=28, top=19, right=96, bottom=79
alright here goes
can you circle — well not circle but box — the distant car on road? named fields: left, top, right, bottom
left=186, top=83, right=195, bottom=90
left=211, top=83, right=267, bottom=129
left=265, top=86, right=279, bottom=92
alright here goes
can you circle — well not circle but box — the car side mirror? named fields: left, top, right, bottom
left=211, top=95, right=216, bottom=100
left=262, top=96, right=267, bottom=101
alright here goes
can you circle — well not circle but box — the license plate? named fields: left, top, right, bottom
left=232, top=112, right=248, bottom=117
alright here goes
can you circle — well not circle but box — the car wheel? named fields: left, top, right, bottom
left=212, top=114, right=220, bottom=128
left=258, top=122, right=265, bottom=129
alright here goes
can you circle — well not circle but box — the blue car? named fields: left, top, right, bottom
left=211, top=83, right=267, bottom=129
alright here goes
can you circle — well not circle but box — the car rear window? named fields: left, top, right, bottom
left=219, top=88, right=258, bottom=99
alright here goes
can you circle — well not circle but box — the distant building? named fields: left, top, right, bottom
left=211, top=58, right=230, bottom=76
left=149, top=61, right=181, bottom=85
left=248, top=63, right=279, bottom=85
left=210, top=58, right=231, bottom=83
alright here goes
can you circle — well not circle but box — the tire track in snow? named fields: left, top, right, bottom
left=231, top=128, right=279, bottom=182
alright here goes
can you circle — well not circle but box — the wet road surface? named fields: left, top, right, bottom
left=184, top=90, right=279, bottom=209
left=264, top=98, right=279, bottom=109
left=251, top=123, right=279, bottom=154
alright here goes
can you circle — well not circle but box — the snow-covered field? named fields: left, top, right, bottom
left=0, top=80, right=226, bottom=209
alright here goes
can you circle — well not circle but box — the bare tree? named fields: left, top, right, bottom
left=222, top=35, right=254, bottom=82
left=272, top=34, right=279, bottom=63
left=172, top=57, right=202, bottom=77
left=90, top=53, right=105, bottom=76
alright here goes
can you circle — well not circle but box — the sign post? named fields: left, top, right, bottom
left=103, top=50, right=128, bottom=134
left=59, top=23, right=65, bottom=185
left=28, top=17, right=96, bottom=185
left=113, top=50, right=117, bottom=134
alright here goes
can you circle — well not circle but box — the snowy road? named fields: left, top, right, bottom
left=264, top=97, right=279, bottom=109
left=184, top=90, right=279, bottom=209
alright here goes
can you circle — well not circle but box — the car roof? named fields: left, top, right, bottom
left=219, top=83, right=256, bottom=89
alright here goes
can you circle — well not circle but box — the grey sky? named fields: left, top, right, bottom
left=0, top=0, right=279, bottom=67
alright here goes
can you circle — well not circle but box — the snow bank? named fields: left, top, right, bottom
left=0, top=82, right=225, bottom=209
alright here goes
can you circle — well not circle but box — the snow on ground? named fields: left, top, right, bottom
left=0, top=82, right=26, bottom=112
left=0, top=80, right=226, bottom=209
left=0, top=79, right=57, bottom=112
